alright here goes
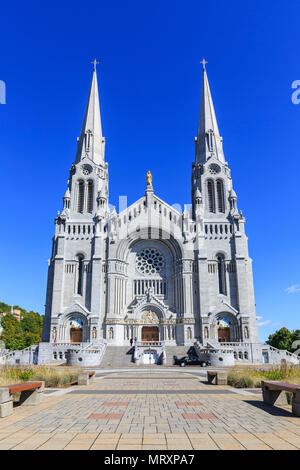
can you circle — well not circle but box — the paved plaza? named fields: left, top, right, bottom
left=0, top=369, right=300, bottom=450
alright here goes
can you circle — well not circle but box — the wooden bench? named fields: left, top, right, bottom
left=78, top=371, right=96, bottom=386
left=0, top=381, right=45, bottom=418
left=261, top=381, right=300, bottom=416
left=207, top=370, right=227, bottom=385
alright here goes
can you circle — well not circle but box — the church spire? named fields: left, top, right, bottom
left=75, top=60, right=105, bottom=165
left=196, top=60, right=225, bottom=164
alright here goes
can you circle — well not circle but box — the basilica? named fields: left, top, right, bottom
left=42, top=61, right=259, bottom=353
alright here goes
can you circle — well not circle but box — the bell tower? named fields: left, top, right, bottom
left=42, top=61, right=109, bottom=344
left=192, top=60, right=259, bottom=344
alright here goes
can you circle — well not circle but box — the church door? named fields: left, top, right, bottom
left=143, top=350, right=158, bottom=364
left=142, top=326, right=159, bottom=342
left=218, top=327, right=231, bottom=343
left=70, top=328, right=83, bottom=343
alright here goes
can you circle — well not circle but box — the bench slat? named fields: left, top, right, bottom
left=0, top=382, right=43, bottom=394
left=263, top=381, right=300, bottom=392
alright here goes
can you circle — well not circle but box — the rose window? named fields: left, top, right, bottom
left=81, top=164, right=92, bottom=176
left=136, top=248, right=165, bottom=275
left=208, top=164, right=221, bottom=175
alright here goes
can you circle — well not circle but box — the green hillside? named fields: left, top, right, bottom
left=0, top=302, right=44, bottom=350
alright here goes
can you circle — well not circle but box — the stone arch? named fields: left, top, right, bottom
left=115, top=227, right=184, bottom=262
left=210, top=311, right=240, bottom=343
left=59, top=311, right=89, bottom=343
left=75, top=250, right=88, bottom=259
left=132, top=293, right=168, bottom=322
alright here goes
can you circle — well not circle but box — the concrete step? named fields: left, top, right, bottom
left=165, top=346, right=195, bottom=365
left=100, top=345, right=197, bottom=367
left=100, top=346, right=136, bottom=367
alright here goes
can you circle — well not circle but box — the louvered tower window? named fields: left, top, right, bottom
left=207, top=180, right=215, bottom=213
left=87, top=181, right=94, bottom=213
left=216, top=180, right=225, bottom=213
left=77, top=180, right=84, bottom=213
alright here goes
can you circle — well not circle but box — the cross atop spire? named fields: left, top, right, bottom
left=91, top=58, right=99, bottom=71
left=200, top=58, right=208, bottom=70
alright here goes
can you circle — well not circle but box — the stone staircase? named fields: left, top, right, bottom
left=96, top=345, right=198, bottom=368
left=165, top=346, right=193, bottom=365
left=99, top=346, right=136, bottom=367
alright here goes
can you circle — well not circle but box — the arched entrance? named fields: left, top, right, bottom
left=69, top=316, right=84, bottom=343
left=215, top=314, right=238, bottom=343
left=70, top=328, right=83, bottom=343
left=218, top=326, right=231, bottom=342
left=142, top=326, right=159, bottom=341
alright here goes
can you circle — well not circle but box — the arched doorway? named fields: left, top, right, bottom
left=217, top=314, right=234, bottom=343
left=142, top=326, right=159, bottom=341
left=69, top=316, right=83, bottom=343
left=70, top=328, right=82, bottom=343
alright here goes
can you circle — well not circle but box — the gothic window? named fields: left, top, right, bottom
left=136, top=248, right=165, bottom=275
left=217, top=253, right=226, bottom=295
left=77, top=180, right=84, bottom=213
left=216, top=180, right=225, bottom=213
left=207, top=180, right=215, bottom=213
left=77, top=254, right=84, bottom=295
left=87, top=180, right=94, bottom=213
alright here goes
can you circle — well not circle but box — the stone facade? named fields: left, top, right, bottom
left=42, top=63, right=260, bottom=352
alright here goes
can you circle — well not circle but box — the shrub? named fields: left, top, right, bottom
left=19, top=369, right=34, bottom=381
left=227, top=365, right=300, bottom=388
left=0, top=366, right=80, bottom=387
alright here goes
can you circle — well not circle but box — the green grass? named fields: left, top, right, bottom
left=227, top=364, right=300, bottom=388
left=0, top=365, right=80, bottom=388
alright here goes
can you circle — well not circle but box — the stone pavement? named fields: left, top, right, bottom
left=0, top=369, right=300, bottom=450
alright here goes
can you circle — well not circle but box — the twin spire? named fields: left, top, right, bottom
left=196, top=60, right=225, bottom=164
left=75, top=60, right=105, bottom=165
left=75, top=59, right=224, bottom=167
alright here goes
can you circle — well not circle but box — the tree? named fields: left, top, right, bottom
left=0, top=313, right=26, bottom=350
left=0, top=302, right=44, bottom=350
left=21, top=311, right=43, bottom=336
left=266, top=327, right=292, bottom=351
left=266, top=327, right=300, bottom=352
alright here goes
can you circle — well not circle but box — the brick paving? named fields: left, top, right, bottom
left=0, top=370, right=299, bottom=450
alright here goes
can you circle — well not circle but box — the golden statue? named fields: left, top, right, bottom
left=146, top=170, right=152, bottom=187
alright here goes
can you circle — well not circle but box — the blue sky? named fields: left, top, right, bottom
left=0, top=0, right=299, bottom=342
